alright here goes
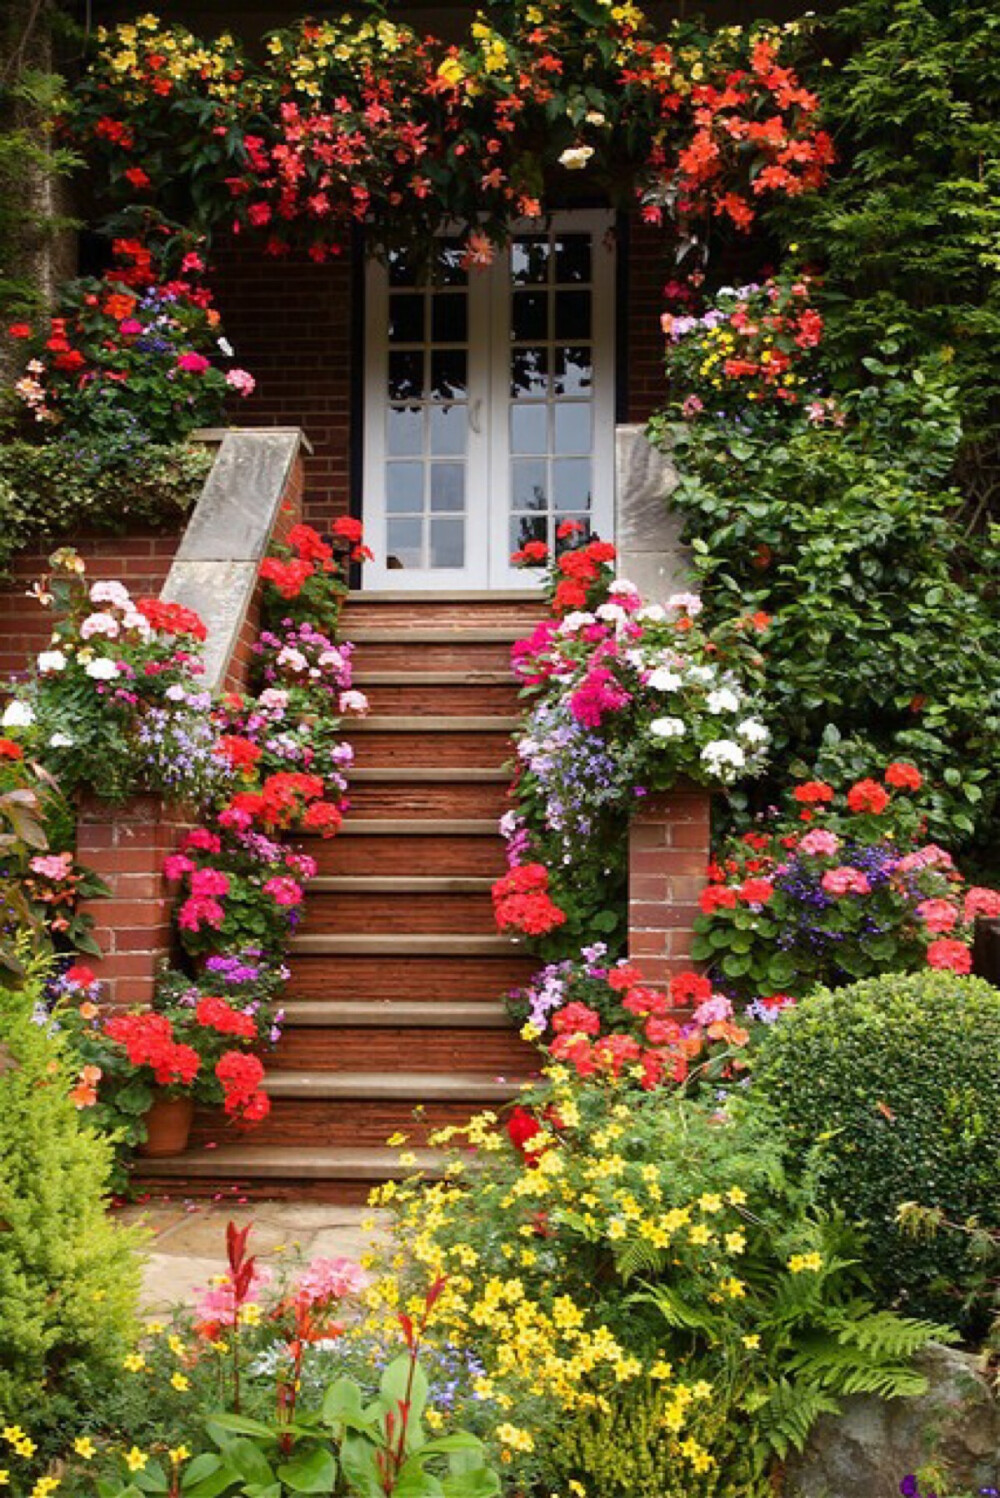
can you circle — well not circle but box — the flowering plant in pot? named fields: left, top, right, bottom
left=259, top=517, right=370, bottom=636
left=50, top=963, right=273, bottom=1173
left=693, top=761, right=1000, bottom=1000
left=7, top=235, right=253, bottom=443
left=2, top=549, right=229, bottom=805
left=499, top=534, right=770, bottom=954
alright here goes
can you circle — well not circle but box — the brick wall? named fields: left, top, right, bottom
left=628, top=783, right=712, bottom=984
left=0, top=530, right=182, bottom=683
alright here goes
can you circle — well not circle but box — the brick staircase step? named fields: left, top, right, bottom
left=308, top=831, right=506, bottom=878
left=271, top=1023, right=535, bottom=1073
left=283, top=953, right=534, bottom=1003
left=305, top=888, right=494, bottom=935
left=353, top=638, right=515, bottom=673
left=307, top=876, right=494, bottom=894
left=337, top=819, right=499, bottom=835
left=342, top=594, right=539, bottom=631
left=349, top=768, right=507, bottom=783
left=264, top=1070, right=523, bottom=1101
left=348, top=779, right=508, bottom=820
left=190, top=1096, right=502, bottom=1149
left=350, top=731, right=512, bottom=769
left=353, top=671, right=515, bottom=686
left=290, top=933, right=518, bottom=956
left=136, top=1143, right=447, bottom=1199
left=348, top=627, right=524, bottom=645
left=350, top=715, right=519, bottom=732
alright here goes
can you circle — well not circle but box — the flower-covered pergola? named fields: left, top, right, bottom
left=70, top=1, right=833, bottom=265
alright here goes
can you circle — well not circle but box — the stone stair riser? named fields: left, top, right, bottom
left=283, top=953, right=536, bottom=1002
left=303, top=890, right=496, bottom=935
left=269, top=1025, right=537, bottom=1073
left=303, top=832, right=507, bottom=878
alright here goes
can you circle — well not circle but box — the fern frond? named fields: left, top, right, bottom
left=631, top=1282, right=722, bottom=1335
left=752, top=1378, right=842, bottom=1458
left=834, top=1310, right=957, bottom=1357
left=615, top=1236, right=668, bottom=1283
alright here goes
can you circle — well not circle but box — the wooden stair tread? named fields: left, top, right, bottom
left=264, top=1070, right=527, bottom=1100
left=290, top=933, right=517, bottom=955
left=137, top=1145, right=446, bottom=1180
left=308, top=876, right=493, bottom=893
left=349, top=767, right=508, bottom=783
left=350, top=715, right=519, bottom=731
left=346, top=589, right=539, bottom=603
left=281, top=999, right=510, bottom=1026
left=353, top=671, right=514, bottom=686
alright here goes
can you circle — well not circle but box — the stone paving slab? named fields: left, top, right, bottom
left=114, top=1200, right=389, bottom=1313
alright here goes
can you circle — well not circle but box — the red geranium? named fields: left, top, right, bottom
left=926, top=938, right=972, bottom=974
left=492, top=862, right=566, bottom=937
left=793, top=780, right=835, bottom=805
left=847, top=778, right=890, bottom=815
left=196, top=995, right=257, bottom=1039
left=136, top=596, right=208, bottom=641
left=885, top=762, right=922, bottom=791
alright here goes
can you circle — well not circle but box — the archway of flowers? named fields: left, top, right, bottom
left=69, top=2, right=833, bottom=269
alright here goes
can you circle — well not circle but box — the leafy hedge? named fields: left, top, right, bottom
left=0, top=437, right=211, bottom=570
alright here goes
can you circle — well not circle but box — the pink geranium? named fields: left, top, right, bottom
left=798, top=829, right=839, bottom=857
left=821, top=867, right=871, bottom=897
left=190, top=867, right=231, bottom=899
left=964, top=886, right=1000, bottom=922
left=295, top=1256, right=368, bottom=1307
left=195, top=1264, right=272, bottom=1328
left=177, top=352, right=210, bottom=374
left=178, top=895, right=226, bottom=931
left=263, top=876, right=303, bottom=906
left=915, top=898, right=959, bottom=934
left=568, top=666, right=631, bottom=727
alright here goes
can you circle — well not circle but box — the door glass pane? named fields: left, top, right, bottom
left=511, top=514, right=547, bottom=552
left=434, top=242, right=468, bottom=286
left=387, top=405, right=423, bottom=456
left=430, top=517, right=465, bottom=567
left=388, top=249, right=418, bottom=287
left=431, top=294, right=467, bottom=344
left=388, top=350, right=424, bottom=401
left=553, top=402, right=591, bottom=454
left=555, top=290, right=591, bottom=340
left=554, top=347, right=592, bottom=396
left=511, top=237, right=549, bottom=285
left=430, top=405, right=466, bottom=456
left=555, top=236, right=591, bottom=284
left=386, top=462, right=424, bottom=513
left=511, top=346, right=548, bottom=398
left=553, top=458, right=592, bottom=512
left=387, top=517, right=423, bottom=568
left=512, top=291, right=547, bottom=342
left=430, top=463, right=465, bottom=512
left=430, top=349, right=467, bottom=401
left=512, top=459, right=547, bottom=511
left=388, top=294, right=424, bottom=343
left=510, top=404, right=547, bottom=454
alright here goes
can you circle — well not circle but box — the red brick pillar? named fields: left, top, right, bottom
left=628, top=782, right=712, bottom=984
left=76, top=792, right=192, bottom=1008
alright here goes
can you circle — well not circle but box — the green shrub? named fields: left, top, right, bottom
left=0, top=437, right=211, bottom=571
left=0, top=981, right=142, bottom=1419
left=753, top=970, right=1000, bottom=1331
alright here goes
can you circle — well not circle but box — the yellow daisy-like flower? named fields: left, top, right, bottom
left=168, top=1334, right=186, bottom=1358
left=170, top=1373, right=190, bottom=1392
left=726, top=1186, right=748, bottom=1206
left=124, top=1448, right=148, bottom=1473
left=742, top=1333, right=761, bottom=1349
left=0, top=1470, right=8, bottom=1486
left=169, top=1447, right=190, bottom=1465
left=73, top=1437, right=96, bottom=1460
left=145, top=1321, right=165, bottom=1335
left=123, top=1353, right=147, bottom=1372
left=30, top=1477, right=60, bottom=1498
left=788, top=1251, right=823, bottom=1274
left=1, top=1430, right=24, bottom=1446
left=13, top=1441, right=36, bottom=1459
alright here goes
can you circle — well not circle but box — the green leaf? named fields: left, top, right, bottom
left=380, top=1353, right=429, bottom=1429
left=338, top=1434, right=383, bottom=1498
left=214, top=1438, right=276, bottom=1489
left=442, top=1472, right=501, bottom=1498
left=207, top=1415, right=279, bottom=1443
left=276, top=1447, right=337, bottom=1493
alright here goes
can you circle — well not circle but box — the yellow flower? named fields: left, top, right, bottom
left=720, top=1276, right=746, bottom=1299
left=170, top=1372, right=190, bottom=1392
left=688, top=1224, right=712, bottom=1246
left=123, top=1353, right=147, bottom=1372
left=788, top=1252, right=823, bottom=1274
left=0, top=1471, right=8, bottom=1486
left=30, top=1478, right=60, bottom=1498
left=74, top=1437, right=96, bottom=1460
left=242, top=1303, right=262, bottom=1326
left=725, top=1231, right=747, bottom=1254
left=495, top=1424, right=534, bottom=1453
left=2, top=1430, right=24, bottom=1446
left=437, top=56, right=465, bottom=85
left=168, top=1334, right=186, bottom=1357
left=145, top=1320, right=165, bottom=1335
left=13, top=1441, right=36, bottom=1459
left=698, top=1193, right=723, bottom=1214
left=726, top=1186, right=748, bottom=1206
left=742, top=1333, right=761, bottom=1350
left=169, top=1447, right=190, bottom=1465
left=124, top=1448, right=148, bottom=1473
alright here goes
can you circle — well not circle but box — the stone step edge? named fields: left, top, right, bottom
left=349, top=716, right=519, bottom=732
left=346, top=589, right=539, bottom=604
left=352, top=671, right=516, bottom=687
left=136, top=1145, right=446, bottom=1181
left=280, top=999, right=511, bottom=1027
left=308, top=875, right=494, bottom=893
left=348, top=628, right=524, bottom=644
left=332, top=819, right=500, bottom=836
left=349, top=767, right=509, bottom=784
left=290, top=933, right=519, bottom=955
left=263, top=1071, right=529, bottom=1101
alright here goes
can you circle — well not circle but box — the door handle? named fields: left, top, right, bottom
left=469, top=397, right=483, bottom=434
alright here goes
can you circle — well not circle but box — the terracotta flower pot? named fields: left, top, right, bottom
left=138, top=1092, right=195, bottom=1157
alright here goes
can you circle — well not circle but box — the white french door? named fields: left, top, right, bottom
left=362, top=211, right=615, bottom=591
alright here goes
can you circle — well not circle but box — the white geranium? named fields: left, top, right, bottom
left=559, top=145, right=595, bottom=170
left=687, top=665, right=716, bottom=685
left=649, top=716, right=686, bottom=739
left=636, top=604, right=667, bottom=623
left=595, top=602, right=628, bottom=625
left=84, top=658, right=119, bottom=681
left=49, top=732, right=74, bottom=748
left=80, top=612, right=120, bottom=640
left=165, top=684, right=187, bottom=702
left=706, top=687, right=741, bottom=714
left=276, top=647, right=308, bottom=673
left=608, top=579, right=640, bottom=597
left=559, top=612, right=595, bottom=633
left=737, top=718, right=769, bottom=745
left=666, top=592, right=703, bottom=616
left=700, top=739, right=746, bottom=776
left=89, top=580, right=132, bottom=609
left=36, top=650, right=66, bottom=674
left=647, top=667, right=683, bottom=692
left=122, top=610, right=153, bottom=640
left=2, top=700, right=33, bottom=728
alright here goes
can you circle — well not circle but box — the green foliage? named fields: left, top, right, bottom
left=0, top=438, right=210, bottom=572
left=656, top=359, right=1000, bottom=852
left=776, top=0, right=1000, bottom=506
left=0, top=979, right=142, bottom=1419
left=753, top=970, right=1000, bottom=1332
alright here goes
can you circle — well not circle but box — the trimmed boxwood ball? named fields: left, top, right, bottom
left=752, top=970, right=1000, bottom=1333
left=0, top=982, right=143, bottom=1419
